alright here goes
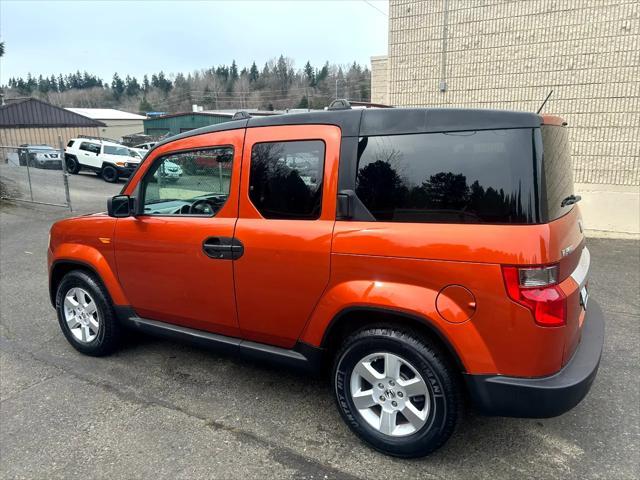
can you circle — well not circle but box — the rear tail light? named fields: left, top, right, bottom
left=503, top=265, right=566, bottom=327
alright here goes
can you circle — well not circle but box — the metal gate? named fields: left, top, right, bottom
left=0, top=136, right=72, bottom=211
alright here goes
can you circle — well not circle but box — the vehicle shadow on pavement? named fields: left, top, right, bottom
left=113, top=329, right=592, bottom=476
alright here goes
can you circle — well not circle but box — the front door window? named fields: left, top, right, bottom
left=142, top=147, right=234, bottom=216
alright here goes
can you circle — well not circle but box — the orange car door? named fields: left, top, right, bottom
left=114, top=129, right=244, bottom=337
left=233, top=125, right=341, bottom=347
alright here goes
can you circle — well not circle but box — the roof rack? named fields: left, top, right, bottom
left=77, top=134, right=121, bottom=144
left=326, top=99, right=393, bottom=111
left=231, top=111, right=252, bottom=120
left=327, top=99, right=352, bottom=111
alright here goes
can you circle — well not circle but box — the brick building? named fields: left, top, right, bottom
left=372, top=0, right=639, bottom=235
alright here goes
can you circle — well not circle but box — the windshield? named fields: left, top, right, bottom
left=104, top=145, right=131, bottom=156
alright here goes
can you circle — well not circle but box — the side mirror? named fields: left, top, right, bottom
left=107, top=195, right=134, bottom=218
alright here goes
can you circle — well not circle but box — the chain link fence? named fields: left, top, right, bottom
left=0, top=136, right=72, bottom=210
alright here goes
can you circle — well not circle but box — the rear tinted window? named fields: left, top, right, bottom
left=249, top=140, right=325, bottom=220
left=540, top=125, right=574, bottom=221
left=355, top=130, right=537, bottom=224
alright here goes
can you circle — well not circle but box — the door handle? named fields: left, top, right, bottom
left=202, top=237, right=244, bottom=260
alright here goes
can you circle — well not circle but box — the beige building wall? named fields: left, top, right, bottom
left=0, top=126, right=101, bottom=150
left=97, top=120, right=145, bottom=142
left=373, top=0, right=639, bottom=235
left=371, top=55, right=390, bottom=105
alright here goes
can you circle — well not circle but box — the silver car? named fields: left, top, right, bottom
left=19, top=145, right=62, bottom=169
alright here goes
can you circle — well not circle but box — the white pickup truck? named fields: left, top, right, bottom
left=64, top=138, right=141, bottom=183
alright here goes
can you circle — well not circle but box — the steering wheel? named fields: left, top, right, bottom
left=189, top=199, right=214, bottom=215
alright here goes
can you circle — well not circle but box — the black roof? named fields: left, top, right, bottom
left=0, top=98, right=106, bottom=128
left=151, top=107, right=543, bottom=151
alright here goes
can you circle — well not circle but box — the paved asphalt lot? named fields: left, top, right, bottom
left=1, top=169, right=639, bottom=479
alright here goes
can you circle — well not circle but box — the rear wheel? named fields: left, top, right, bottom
left=55, top=270, right=120, bottom=356
left=101, top=165, right=119, bottom=183
left=332, top=327, right=461, bottom=457
left=65, top=155, right=80, bottom=174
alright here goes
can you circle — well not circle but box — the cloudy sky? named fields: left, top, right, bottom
left=0, top=0, right=389, bottom=82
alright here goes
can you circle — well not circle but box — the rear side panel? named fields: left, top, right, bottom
left=302, top=251, right=568, bottom=376
left=308, top=205, right=585, bottom=377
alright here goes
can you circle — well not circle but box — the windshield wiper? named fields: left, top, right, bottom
left=561, top=194, right=582, bottom=207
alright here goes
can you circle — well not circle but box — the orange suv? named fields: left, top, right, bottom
left=48, top=105, right=604, bottom=457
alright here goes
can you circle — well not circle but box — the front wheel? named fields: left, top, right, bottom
left=101, top=165, right=119, bottom=183
left=332, top=327, right=461, bottom=457
left=55, top=270, right=120, bottom=356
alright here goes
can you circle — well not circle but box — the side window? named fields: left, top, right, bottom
left=66, top=140, right=75, bottom=148
left=142, top=147, right=234, bottom=216
left=355, top=130, right=536, bottom=224
left=249, top=140, right=325, bottom=220
left=79, top=142, right=100, bottom=154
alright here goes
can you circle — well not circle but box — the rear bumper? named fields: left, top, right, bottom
left=464, top=300, right=604, bottom=418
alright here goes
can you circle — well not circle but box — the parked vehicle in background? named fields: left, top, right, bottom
left=181, top=147, right=233, bottom=175
left=48, top=105, right=604, bottom=458
left=129, top=147, right=148, bottom=159
left=134, top=142, right=156, bottom=150
left=17, top=144, right=62, bottom=169
left=153, top=159, right=182, bottom=183
left=64, top=138, right=141, bottom=182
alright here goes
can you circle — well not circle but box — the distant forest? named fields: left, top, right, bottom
left=3, top=56, right=372, bottom=113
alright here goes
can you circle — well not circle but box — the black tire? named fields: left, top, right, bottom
left=55, top=270, right=121, bottom=356
left=101, top=165, right=119, bottom=183
left=332, top=327, right=461, bottom=458
left=65, top=155, right=80, bottom=174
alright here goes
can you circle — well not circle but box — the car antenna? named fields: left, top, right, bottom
left=536, top=90, right=554, bottom=114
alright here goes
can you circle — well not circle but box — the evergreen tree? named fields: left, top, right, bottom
left=304, top=61, right=315, bottom=86
left=111, top=73, right=125, bottom=98
left=125, top=75, right=141, bottom=96
left=155, top=71, right=172, bottom=94
left=4, top=58, right=372, bottom=112
left=316, top=62, right=329, bottom=82
left=37, top=75, right=48, bottom=94
left=230, top=60, right=239, bottom=81
left=297, top=95, right=309, bottom=109
left=275, top=55, right=290, bottom=93
left=249, top=62, right=259, bottom=83
left=139, top=97, right=153, bottom=112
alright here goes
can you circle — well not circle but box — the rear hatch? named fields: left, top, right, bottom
left=538, top=118, right=588, bottom=365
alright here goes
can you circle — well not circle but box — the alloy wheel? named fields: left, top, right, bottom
left=350, top=352, right=430, bottom=437
left=63, top=287, right=100, bottom=343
